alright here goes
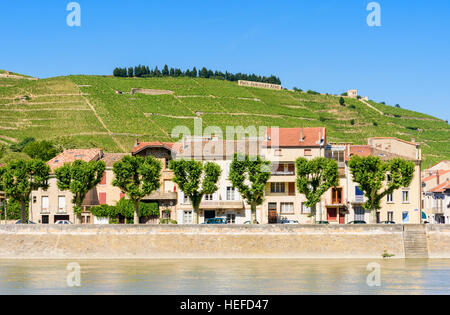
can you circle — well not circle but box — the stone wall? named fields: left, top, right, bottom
left=426, top=225, right=450, bottom=258
left=0, top=225, right=407, bottom=259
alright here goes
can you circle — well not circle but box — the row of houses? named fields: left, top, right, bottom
left=24, top=127, right=426, bottom=225
left=422, top=161, right=450, bottom=224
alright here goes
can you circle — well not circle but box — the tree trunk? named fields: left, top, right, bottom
left=250, top=203, right=257, bottom=224
left=370, top=209, right=378, bottom=224
left=134, top=202, right=140, bottom=225
left=311, top=204, right=317, bottom=224
left=20, top=201, right=27, bottom=224
left=193, top=204, right=200, bottom=224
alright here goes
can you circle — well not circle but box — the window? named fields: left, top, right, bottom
left=100, top=173, right=107, bottom=185
left=402, top=211, right=410, bottom=223
left=226, top=187, right=236, bottom=201
left=387, top=212, right=394, bottom=222
left=275, top=149, right=283, bottom=156
left=332, top=188, right=343, bottom=204
left=354, top=207, right=365, bottom=221
left=58, top=196, right=66, bottom=213
left=387, top=193, right=394, bottom=203
left=302, top=203, right=311, bottom=214
left=304, top=149, right=312, bottom=156
left=271, top=183, right=285, bottom=193
left=183, top=211, right=193, bottom=224
left=204, top=194, right=213, bottom=201
left=327, top=150, right=345, bottom=167
left=280, top=203, right=294, bottom=214
left=182, top=194, right=190, bottom=205
left=402, top=191, right=409, bottom=203
left=41, top=196, right=49, bottom=213
left=99, top=192, right=107, bottom=205
left=387, top=174, right=392, bottom=182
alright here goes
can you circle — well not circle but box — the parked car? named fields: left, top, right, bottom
left=203, top=218, right=227, bottom=225
left=317, top=221, right=329, bottom=225
left=15, top=220, right=36, bottom=224
left=348, top=221, right=367, bottom=225
left=55, top=220, right=72, bottom=225
left=380, top=221, right=396, bottom=225
left=281, top=220, right=299, bottom=225
left=243, top=221, right=259, bottom=225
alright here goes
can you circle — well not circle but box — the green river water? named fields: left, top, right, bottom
left=0, top=259, right=449, bottom=295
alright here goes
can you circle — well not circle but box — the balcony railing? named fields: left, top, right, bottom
left=146, top=191, right=177, bottom=201
left=352, top=195, right=365, bottom=203
left=272, top=171, right=295, bottom=176
left=432, top=207, right=444, bottom=214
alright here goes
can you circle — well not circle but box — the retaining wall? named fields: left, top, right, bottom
left=0, top=225, right=409, bottom=259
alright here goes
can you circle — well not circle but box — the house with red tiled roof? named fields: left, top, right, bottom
left=30, top=150, right=132, bottom=225
left=422, top=161, right=450, bottom=224
left=262, top=127, right=328, bottom=224
left=328, top=137, right=423, bottom=225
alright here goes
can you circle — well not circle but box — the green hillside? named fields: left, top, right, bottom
left=0, top=73, right=448, bottom=167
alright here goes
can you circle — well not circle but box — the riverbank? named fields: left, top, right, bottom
left=0, top=225, right=449, bottom=259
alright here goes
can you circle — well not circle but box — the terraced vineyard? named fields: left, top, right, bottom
left=0, top=72, right=449, bottom=167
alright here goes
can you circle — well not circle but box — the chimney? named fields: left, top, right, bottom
left=411, top=137, right=416, bottom=143
left=134, top=138, right=140, bottom=147
left=300, top=128, right=304, bottom=142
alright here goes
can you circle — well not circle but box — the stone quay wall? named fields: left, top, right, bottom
left=0, top=225, right=413, bottom=260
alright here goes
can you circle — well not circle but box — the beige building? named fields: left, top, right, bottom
left=261, top=128, right=327, bottom=224
left=30, top=149, right=128, bottom=224
left=347, top=90, right=358, bottom=98
left=422, top=161, right=450, bottom=224
left=344, top=138, right=423, bottom=224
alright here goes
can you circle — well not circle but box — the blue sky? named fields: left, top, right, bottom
left=0, top=0, right=449, bottom=121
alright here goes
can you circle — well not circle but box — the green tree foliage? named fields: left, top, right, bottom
left=112, top=64, right=282, bottom=84
left=0, top=160, right=50, bottom=223
left=89, top=200, right=159, bottom=223
left=169, top=160, right=221, bottom=224
left=296, top=157, right=339, bottom=224
left=348, top=156, right=415, bottom=223
left=229, top=154, right=271, bottom=224
left=55, top=160, right=106, bottom=217
left=10, top=137, right=35, bottom=152
left=0, top=199, right=24, bottom=221
left=112, top=156, right=161, bottom=224
left=339, top=97, right=346, bottom=106
left=22, top=140, right=60, bottom=161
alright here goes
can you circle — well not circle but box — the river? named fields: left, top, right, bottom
left=0, top=259, right=449, bottom=295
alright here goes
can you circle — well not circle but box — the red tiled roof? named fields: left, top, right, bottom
left=132, top=142, right=178, bottom=155
left=265, top=127, right=326, bottom=147
left=422, top=170, right=450, bottom=183
left=345, top=145, right=373, bottom=161
left=429, top=181, right=450, bottom=193
left=47, top=149, right=103, bottom=171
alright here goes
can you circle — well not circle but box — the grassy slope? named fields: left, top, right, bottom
left=0, top=74, right=448, bottom=167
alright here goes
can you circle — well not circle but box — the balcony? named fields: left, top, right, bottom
left=180, top=200, right=245, bottom=210
left=145, top=191, right=177, bottom=201
left=432, top=207, right=444, bottom=214
left=351, top=195, right=365, bottom=204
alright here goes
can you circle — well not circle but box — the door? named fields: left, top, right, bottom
left=42, top=215, right=49, bottom=224
left=268, top=203, right=277, bottom=224
left=339, top=209, right=345, bottom=224
left=288, top=183, right=295, bottom=196
left=327, top=208, right=337, bottom=222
